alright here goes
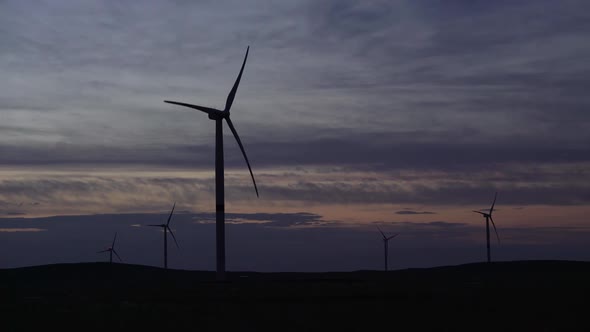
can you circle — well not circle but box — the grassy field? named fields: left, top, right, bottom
left=1, top=260, right=589, bottom=331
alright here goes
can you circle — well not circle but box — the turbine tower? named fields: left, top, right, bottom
left=164, top=46, right=258, bottom=280
left=377, top=226, right=398, bottom=271
left=148, top=203, right=179, bottom=269
left=97, top=232, right=122, bottom=264
left=473, top=192, right=500, bottom=263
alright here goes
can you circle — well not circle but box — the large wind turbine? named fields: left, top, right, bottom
left=473, top=192, right=500, bottom=263
left=164, top=46, right=258, bottom=280
left=148, top=203, right=179, bottom=269
left=97, top=232, right=122, bottom=264
left=377, top=226, right=399, bottom=271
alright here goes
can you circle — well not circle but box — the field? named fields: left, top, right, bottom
left=2, top=260, right=589, bottom=331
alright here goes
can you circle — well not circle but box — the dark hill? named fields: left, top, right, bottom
left=2, top=260, right=589, bottom=331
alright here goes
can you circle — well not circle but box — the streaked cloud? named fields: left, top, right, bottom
left=0, top=228, right=46, bottom=233
left=1, top=162, right=589, bottom=219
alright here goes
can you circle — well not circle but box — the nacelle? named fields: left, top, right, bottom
left=208, top=110, right=225, bottom=120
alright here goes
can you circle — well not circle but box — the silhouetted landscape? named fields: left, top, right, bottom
left=2, top=260, right=589, bottom=331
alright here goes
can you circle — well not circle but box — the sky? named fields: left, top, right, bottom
left=1, top=0, right=589, bottom=271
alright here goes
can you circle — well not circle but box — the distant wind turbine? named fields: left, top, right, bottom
left=148, top=203, right=179, bottom=269
left=97, top=232, right=122, bottom=264
left=377, top=226, right=399, bottom=271
left=473, top=192, right=500, bottom=263
left=164, top=46, right=258, bottom=280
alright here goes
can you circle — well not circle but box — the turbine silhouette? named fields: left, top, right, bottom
left=165, top=46, right=258, bottom=280
left=473, top=192, right=500, bottom=263
left=97, top=232, right=122, bottom=264
left=377, top=226, right=398, bottom=271
left=148, top=203, right=179, bottom=269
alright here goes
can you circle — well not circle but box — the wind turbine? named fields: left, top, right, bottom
left=473, top=192, right=500, bottom=263
left=377, top=226, right=399, bottom=271
left=164, top=46, right=258, bottom=280
left=97, top=232, right=122, bottom=264
left=148, top=203, right=179, bottom=269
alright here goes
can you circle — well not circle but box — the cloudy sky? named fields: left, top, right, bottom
left=1, top=0, right=589, bottom=271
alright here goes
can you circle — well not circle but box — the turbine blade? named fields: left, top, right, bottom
left=164, top=101, right=219, bottom=115
left=226, top=117, right=259, bottom=197
left=490, top=216, right=500, bottom=244
left=387, top=233, right=399, bottom=241
left=113, top=250, right=122, bottom=262
left=490, top=192, right=498, bottom=215
left=472, top=210, right=486, bottom=215
left=97, top=250, right=109, bottom=253
left=112, top=232, right=117, bottom=248
left=376, top=226, right=386, bottom=239
left=166, top=202, right=176, bottom=226
left=167, top=226, right=180, bottom=248
left=147, top=224, right=164, bottom=227
left=224, top=46, right=249, bottom=112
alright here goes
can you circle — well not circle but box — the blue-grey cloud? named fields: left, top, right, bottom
left=1, top=0, right=589, bottom=151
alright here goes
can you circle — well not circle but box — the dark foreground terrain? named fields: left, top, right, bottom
left=1, top=260, right=589, bottom=331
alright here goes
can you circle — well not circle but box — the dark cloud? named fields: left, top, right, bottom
left=3, top=212, right=26, bottom=216
left=247, top=138, right=590, bottom=171
left=426, top=221, right=465, bottom=228
left=2, top=211, right=590, bottom=271
left=1, top=135, right=590, bottom=172
left=376, top=220, right=469, bottom=231
left=396, top=210, right=436, bottom=215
